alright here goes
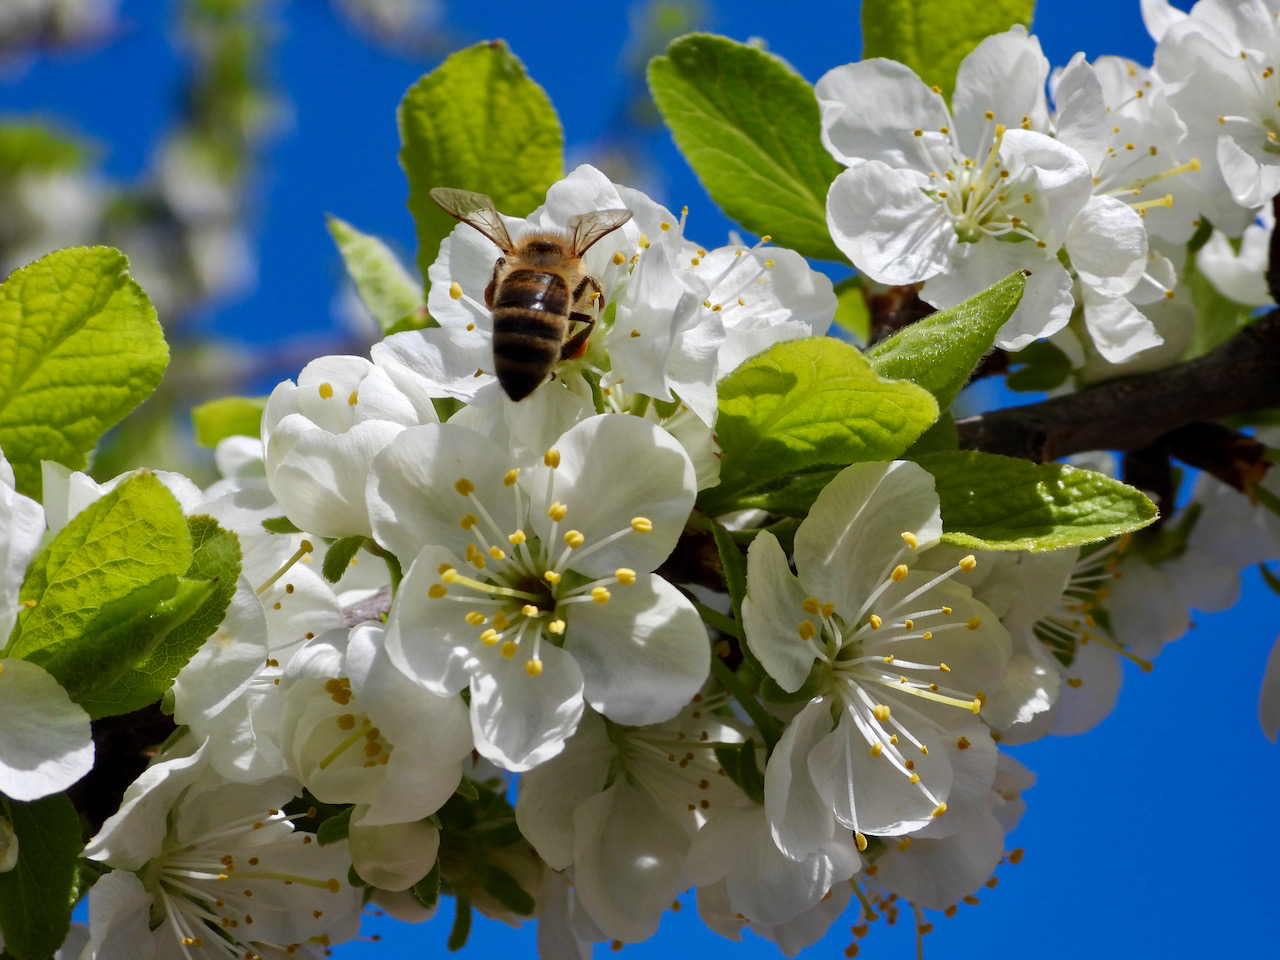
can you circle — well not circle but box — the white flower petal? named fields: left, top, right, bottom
left=469, top=641, right=584, bottom=771
left=764, top=698, right=838, bottom=860
left=826, top=162, right=952, bottom=284
left=816, top=58, right=951, bottom=168
left=743, top=530, right=820, bottom=693
left=0, top=659, right=93, bottom=801
left=567, top=574, right=707, bottom=725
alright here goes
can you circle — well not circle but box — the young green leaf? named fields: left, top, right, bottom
left=862, top=0, right=1034, bottom=102
left=0, top=246, right=167, bottom=499
left=6, top=472, right=191, bottom=665
left=710, top=520, right=747, bottom=626
left=832, top=275, right=870, bottom=344
left=191, top=396, right=266, bottom=447
left=0, top=793, right=82, bottom=960
left=866, top=271, right=1026, bottom=409
left=916, top=450, right=1159, bottom=550
left=323, top=535, right=366, bottom=584
left=73, top=514, right=242, bottom=719
left=703, top=337, right=939, bottom=515
left=326, top=215, right=425, bottom=333
left=648, top=34, right=845, bottom=261
left=399, top=41, right=563, bottom=286
left=317, top=805, right=354, bottom=845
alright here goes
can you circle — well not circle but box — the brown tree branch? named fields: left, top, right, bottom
left=955, top=309, right=1280, bottom=461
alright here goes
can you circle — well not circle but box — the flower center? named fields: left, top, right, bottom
left=424, top=451, right=648, bottom=677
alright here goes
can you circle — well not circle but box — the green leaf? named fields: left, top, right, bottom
left=74, top=514, right=242, bottom=719
left=0, top=793, right=82, bottom=960
left=831, top=275, right=869, bottom=345
left=412, top=858, right=441, bottom=909
left=322, top=535, right=365, bottom=584
left=447, top=894, right=473, bottom=951
left=0, top=123, right=87, bottom=177
left=648, top=34, right=845, bottom=261
left=703, top=337, right=939, bottom=515
left=477, top=863, right=536, bottom=917
left=0, top=247, right=168, bottom=500
left=867, top=271, right=1026, bottom=409
left=24, top=574, right=181, bottom=702
left=262, top=515, right=302, bottom=535
left=326, top=215, right=424, bottom=333
left=710, top=521, right=747, bottom=627
left=1184, top=248, right=1255, bottom=359
left=399, top=41, right=563, bottom=287
left=862, top=0, right=1034, bottom=101
left=6, top=473, right=191, bottom=668
left=317, top=805, right=354, bottom=845
left=915, top=450, right=1159, bottom=550
left=1006, top=339, right=1072, bottom=392
left=191, top=396, right=265, bottom=447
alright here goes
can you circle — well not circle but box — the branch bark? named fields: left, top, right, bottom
left=955, top=309, right=1280, bottom=461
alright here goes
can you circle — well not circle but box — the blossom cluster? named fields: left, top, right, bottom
left=5, top=3, right=1280, bottom=958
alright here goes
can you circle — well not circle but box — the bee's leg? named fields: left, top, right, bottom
left=561, top=276, right=603, bottom=361
left=484, top=258, right=505, bottom=309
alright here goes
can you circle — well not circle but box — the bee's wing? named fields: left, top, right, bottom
left=566, top=209, right=633, bottom=256
left=429, top=187, right=517, bottom=253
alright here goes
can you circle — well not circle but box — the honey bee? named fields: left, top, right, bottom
left=430, top=187, right=633, bottom=401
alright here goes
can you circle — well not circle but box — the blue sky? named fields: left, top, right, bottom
left=9, top=1, right=1280, bottom=957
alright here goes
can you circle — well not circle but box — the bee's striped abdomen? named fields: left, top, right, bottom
left=491, top=268, right=571, bottom=401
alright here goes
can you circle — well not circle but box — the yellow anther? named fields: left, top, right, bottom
left=691, top=257, right=701, bottom=266
left=959, top=555, right=977, bottom=572
left=868, top=614, right=883, bottom=630
left=872, top=704, right=890, bottom=723
left=903, top=619, right=914, bottom=630
left=615, top=568, right=636, bottom=585
left=941, top=606, right=952, bottom=616
left=802, top=597, right=821, bottom=615
left=348, top=390, right=359, bottom=406
left=525, top=659, right=543, bottom=677
left=544, top=448, right=561, bottom=468
left=967, top=616, right=981, bottom=630
left=488, top=546, right=506, bottom=560
left=548, top=619, right=566, bottom=634
left=479, top=628, right=500, bottom=645
left=428, top=584, right=447, bottom=599
left=660, top=221, right=671, bottom=230
left=501, top=640, right=519, bottom=659
left=441, top=568, right=460, bottom=583
left=763, top=258, right=775, bottom=267
left=564, top=530, right=585, bottom=548
left=460, top=513, right=479, bottom=530
left=631, top=517, right=652, bottom=533
left=508, top=530, right=526, bottom=545
left=612, top=251, right=626, bottom=265
left=592, top=587, right=611, bottom=604
left=449, top=281, right=463, bottom=300
left=465, top=611, right=486, bottom=626
left=939, top=662, right=950, bottom=672
left=521, top=604, right=540, bottom=618
left=820, top=601, right=835, bottom=619
left=503, top=468, right=520, bottom=486
left=493, top=611, right=510, bottom=629
left=638, top=234, right=651, bottom=249
left=544, top=570, right=562, bottom=584
left=901, top=531, right=919, bottom=549
left=798, top=620, right=817, bottom=641
left=855, top=833, right=868, bottom=852
left=969, top=697, right=982, bottom=714
left=630, top=329, right=641, bottom=338
left=869, top=742, right=884, bottom=757
left=455, top=478, right=475, bottom=496
left=548, top=502, right=568, bottom=521
left=897, top=837, right=912, bottom=851
left=890, top=564, right=909, bottom=581
left=318, top=382, right=334, bottom=399
left=909, top=773, right=921, bottom=784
